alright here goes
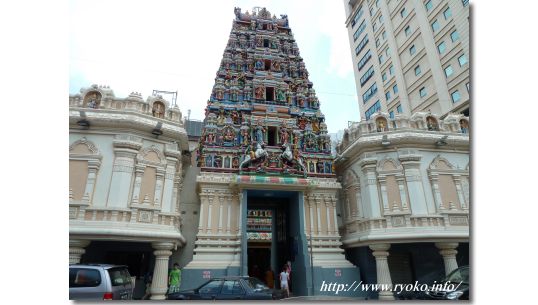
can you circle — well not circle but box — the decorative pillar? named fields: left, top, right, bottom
left=369, top=243, right=394, bottom=300
left=360, top=156, right=381, bottom=218
left=108, top=136, right=141, bottom=208
left=308, top=195, right=315, bottom=235
left=226, top=195, right=232, bottom=234
left=354, top=185, right=363, bottom=218
left=153, top=168, right=165, bottom=205
left=217, top=194, right=224, bottom=233
left=453, top=176, right=467, bottom=210
left=396, top=177, right=409, bottom=210
left=198, top=192, right=207, bottom=233
left=378, top=177, right=390, bottom=213
left=324, top=197, right=331, bottom=235
left=69, top=239, right=91, bottom=264
left=429, top=174, right=443, bottom=211
left=84, top=160, right=101, bottom=204
left=399, top=152, right=429, bottom=214
left=161, top=156, right=178, bottom=213
left=131, top=164, right=145, bottom=204
left=207, top=193, right=214, bottom=234
left=435, top=242, right=459, bottom=276
left=150, top=242, right=175, bottom=300
left=315, top=195, right=322, bottom=235
left=331, top=196, right=338, bottom=235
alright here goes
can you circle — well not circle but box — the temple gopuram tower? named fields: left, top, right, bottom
left=182, top=7, right=362, bottom=296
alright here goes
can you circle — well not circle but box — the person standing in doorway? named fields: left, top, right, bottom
left=285, top=261, right=292, bottom=294
left=279, top=265, right=290, bottom=298
left=168, top=263, right=181, bottom=294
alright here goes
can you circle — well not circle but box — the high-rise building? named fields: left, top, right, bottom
left=343, top=0, right=469, bottom=120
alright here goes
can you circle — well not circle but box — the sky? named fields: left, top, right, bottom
left=69, top=0, right=360, bottom=135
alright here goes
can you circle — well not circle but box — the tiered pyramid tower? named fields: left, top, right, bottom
left=197, top=7, right=334, bottom=178
left=183, top=8, right=361, bottom=296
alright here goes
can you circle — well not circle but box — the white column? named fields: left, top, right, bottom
left=396, top=177, right=409, bottom=210
left=308, top=195, right=315, bottom=235
left=198, top=193, right=207, bottom=233
left=354, top=186, right=363, bottom=218
left=153, top=169, right=165, bottom=205
left=430, top=175, right=443, bottom=211
left=315, top=196, right=322, bottom=235
left=400, top=155, right=430, bottom=214
left=435, top=242, right=459, bottom=276
left=369, top=243, right=394, bottom=300
left=453, top=176, right=466, bottom=210
left=378, top=177, right=390, bottom=212
left=207, top=194, right=213, bottom=234
left=325, top=199, right=331, bottom=235
left=331, top=197, right=338, bottom=235
left=131, top=165, right=145, bottom=204
left=69, top=239, right=90, bottom=264
left=161, top=157, right=177, bottom=213
left=226, top=195, right=232, bottom=234
left=83, top=160, right=101, bottom=204
left=150, top=242, right=175, bottom=300
left=217, top=195, right=224, bottom=233
left=107, top=149, right=136, bottom=208
left=360, top=158, right=382, bottom=218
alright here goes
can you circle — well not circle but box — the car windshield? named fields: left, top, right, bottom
left=444, top=267, right=469, bottom=284
left=245, top=277, right=269, bottom=290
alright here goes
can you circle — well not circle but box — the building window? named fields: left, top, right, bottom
left=382, top=72, right=387, bottom=82
left=376, top=0, right=380, bottom=7
left=390, top=110, right=394, bottom=119
left=397, top=104, right=402, bottom=113
left=410, top=45, right=416, bottom=55
left=405, top=25, right=411, bottom=36
left=443, top=7, right=452, bottom=19
left=373, top=22, right=378, bottom=32
left=358, top=50, right=372, bottom=71
left=379, top=15, right=384, bottom=23
left=458, top=54, right=468, bottom=66
left=360, top=66, right=375, bottom=87
left=356, top=35, right=369, bottom=55
left=351, top=6, right=364, bottom=28
left=432, top=20, right=439, bottom=32
left=379, top=54, right=384, bottom=64
left=385, top=47, right=391, bottom=56
left=370, top=7, right=374, bottom=16
left=415, top=65, right=421, bottom=76
left=382, top=31, right=387, bottom=40
left=385, top=91, right=391, bottom=100
left=451, top=30, right=460, bottom=42
left=462, top=0, right=469, bottom=7
left=376, top=38, right=380, bottom=47
left=466, top=82, right=470, bottom=92
left=389, top=64, right=394, bottom=75
left=393, top=84, right=399, bottom=94
left=400, top=7, right=407, bottom=18
left=365, top=100, right=381, bottom=119
left=451, top=90, right=461, bottom=103
left=354, top=21, right=367, bottom=41
left=425, top=0, right=433, bottom=11
left=444, top=65, right=453, bottom=77
left=419, top=87, right=427, bottom=97
left=363, top=83, right=378, bottom=103
left=438, top=41, right=446, bottom=54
